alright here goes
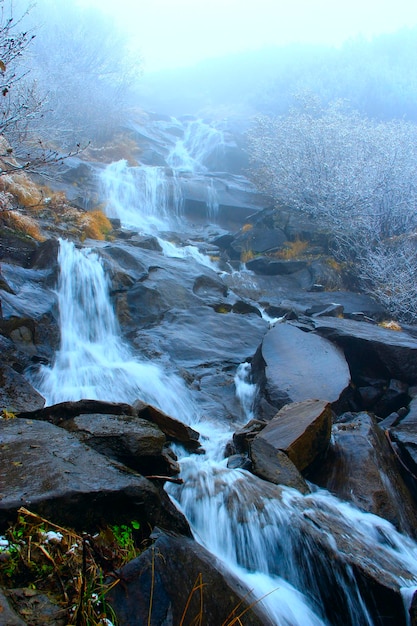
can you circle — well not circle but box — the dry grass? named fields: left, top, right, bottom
left=326, top=257, right=344, bottom=272
left=0, top=508, right=144, bottom=626
left=379, top=320, right=402, bottom=331
left=2, top=210, right=45, bottom=241
left=0, top=173, right=43, bottom=208
left=84, top=133, right=140, bottom=166
left=78, top=209, right=113, bottom=241
left=275, top=239, right=308, bottom=259
left=241, top=223, right=253, bottom=233
left=241, top=248, right=255, bottom=263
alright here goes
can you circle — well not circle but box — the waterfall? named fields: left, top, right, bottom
left=33, top=121, right=417, bottom=625
left=234, top=361, right=256, bottom=420
left=167, top=119, right=226, bottom=174
left=100, top=160, right=182, bottom=232
left=30, top=239, right=197, bottom=422
left=207, top=178, right=219, bottom=222
left=100, top=119, right=226, bottom=231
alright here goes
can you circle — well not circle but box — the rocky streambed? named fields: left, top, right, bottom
left=2, top=115, right=417, bottom=624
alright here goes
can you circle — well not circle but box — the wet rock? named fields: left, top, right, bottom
left=130, top=234, right=162, bottom=251
left=0, top=419, right=189, bottom=535
left=226, top=453, right=252, bottom=470
left=230, top=227, right=287, bottom=258
left=126, top=282, right=170, bottom=326
left=233, top=419, right=268, bottom=453
left=390, top=397, right=417, bottom=476
left=99, top=244, right=148, bottom=284
left=309, top=412, right=417, bottom=537
left=249, top=436, right=310, bottom=493
left=253, top=323, right=350, bottom=410
left=372, top=379, right=410, bottom=418
left=0, top=227, right=37, bottom=267
left=306, top=303, right=344, bottom=318
left=192, top=274, right=228, bottom=302
left=246, top=256, right=307, bottom=275
left=0, top=588, right=27, bottom=625
left=29, top=239, right=59, bottom=273
left=0, top=263, right=57, bottom=321
left=6, top=588, right=66, bottom=625
left=134, top=401, right=201, bottom=451
left=62, top=413, right=179, bottom=476
left=231, top=300, right=261, bottom=316
left=134, top=305, right=268, bottom=369
left=107, top=532, right=273, bottom=626
left=313, top=316, right=417, bottom=384
left=17, top=399, right=135, bottom=423
left=0, top=364, right=45, bottom=413
left=252, top=399, right=332, bottom=472
left=180, top=173, right=269, bottom=227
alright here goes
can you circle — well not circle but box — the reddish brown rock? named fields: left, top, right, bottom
left=253, top=399, right=333, bottom=472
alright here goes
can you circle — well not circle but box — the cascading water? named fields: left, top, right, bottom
left=100, top=160, right=183, bottom=232
left=168, top=413, right=417, bottom=625
left=37, top=122, right=417, bottom=625
left=100, top=119, right=226, bottom=234
left=30, top=238, right=197, bottom=422
left=167, top=119, right=226, bottom=174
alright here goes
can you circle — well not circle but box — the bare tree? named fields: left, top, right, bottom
left=26, top=1, right=142, bottom=146
left=0, top=0, right=83, bottom=178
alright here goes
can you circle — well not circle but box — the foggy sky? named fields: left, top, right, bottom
left=78, top=0, right=417, bottom=72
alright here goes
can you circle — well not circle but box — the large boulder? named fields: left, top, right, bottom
left=61, top=413, right=179, bottom=476
left=251, top=399, right=332, bottom=472
left=107, top=532, right=273, bottom=626
left=134, top=401, right=201, bottom=451
left=253, top=322, right=350, bottom=410
left=313, top=316, right=417, bottom=384
left=0, top=419, right=189, bottom=535
left=309, top=412, right=417, bottom=537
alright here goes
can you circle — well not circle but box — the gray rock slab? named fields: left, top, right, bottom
left=133, top=305, right=268, bottom=368
left=313, top=316, right=417, bottom=383
left=0, top=419, right=189, bottom=534
left=258, top=323, right=350, bottom=408
left=0, top=588, right=27, bottom=625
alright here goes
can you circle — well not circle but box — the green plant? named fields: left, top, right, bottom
left=110, top=520, right=140, bottom=563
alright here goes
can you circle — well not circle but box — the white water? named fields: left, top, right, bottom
left=156, top=237, right=219, bottom=271
left=30, top=239, right=197, bottom=422
left=30, top=233, right=417, bottom=625
left=100, top=160, right=183, bottom=232
left=234, top=361, right=256, bottom=420
left=167, top=119, right=226, bottom=174
left=35, top=121, right=417, bottom=624
left=169, top=417, right=417, bottom=625
left=100, top=119, right=225, bottom=232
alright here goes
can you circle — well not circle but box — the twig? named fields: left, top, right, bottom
left=145, top=475, right=184, bottom=484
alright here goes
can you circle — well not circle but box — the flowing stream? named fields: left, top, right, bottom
left=30, top=239, right=197, bottom=422
left=32, top=118, right=417, bottom=624
left=32, top=238, right=417, bottom=625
